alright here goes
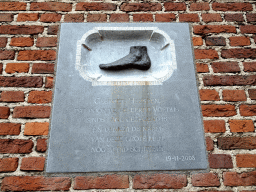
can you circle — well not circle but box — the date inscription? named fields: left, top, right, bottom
left=166, top=155, right=195, bottom=161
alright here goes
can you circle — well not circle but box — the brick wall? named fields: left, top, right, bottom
left=0, top=0, right=256, bottom=191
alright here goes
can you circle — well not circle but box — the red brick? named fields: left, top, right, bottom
left=209, top=154, right=233, bottom=169
left=247, top=14, right=256, bottom=22
left=248, top=89, right=256, bottom=100
left=194, top=49, right=219, bottom=59
left=0, top=158, right=18, bottom=172
left=64, top=14, right=84, bottom=22
left=236, top=154, right=256, bottom=168
left=201, top=105, right=236, bottom=117
left=13, top=106, right=51, bottom=118
left=36, top=138, right=47, bottom=152
left=212, top=62, right=239, bottom=73
left=241, top=25, right=256, bottom=34
left=0, top=107, right=10, bottom=119
left=110, top=14, right=129, bottom=22
left=197, top=63, right=209, bottom=73
left=74, top=175, right=129, bottom=189
left=164, top=3, right=186, bottom=11
left=0, top=50, right=15, bottom=60
left=192, top=173, right=220, bottom=187
left=218, top=137, right=256, bottom=150
left=76, top=2, right=116, bottom=11
left=212, top=3, right=252, bottom=11
left=30, top=2, right=72, bottom=12
left=48, top=25, right=58, bottom=35
left=229, top=36, right=250, bottom=46
left=0, top=63, right=2, bottom=74
left=133, top=14, right=153, bottom=22
left=0, top=13, right=13, bottom=22
left=155, top=13, right=176, bottom=22
left=17, top=13, right=39, bottom=22
left=17, top=50, right=56, bottom=61
left=204, top=120, right=225, bottom=133
left=193, top=37, right=203, bottom=46
left=24, top=122, right=49, bottom=136
left=1, top=91, right=24, bottom=102
left=45, top=77, right=54, bottom=88
left=0, top=2, right=26, bottom=11
left=200, top=89, right=219, bottom=101
left=223, top=171, right=256, bottom=186
left=202, top=14, right=222, bottom=23
left=0, top=25, right=44, bottom=35
left=10, top=37, right=34, bottom=47
left=40, top=13, right=61, bottom=22
left=0, top=139, right=33, bottom=153
left=223, top=90, right=246, bottom=102
left=20, top=157, right=45, bottom=171
left=87, top=14, right=107, bottom=22
left=0, top=123, right=20, bottom=135
left=190, top=3, right=209, bottom=11
left=133, top=174, right=187, bottom=189
left=0, top=37, right=7, bottom=47
left=36, top=37, right=57, bottom=47
left=1, top=176, right=71, bottom=191
left=206, top=37, right=226, bottom=46
left=32, top=63, right=54, bottom=74
left=5, top=63, right=29, bottom=74
left=225, top=14, right=244, bottom=22
left=206, top=137, right=214, bottom=151
left=28, top=91, right=52, bottom=104
left=244, top=62, right=256, bottom=72
left=0, top=76, right=42, bottom=88
left=203, top=75, right=256, bottom=86
left=120, top=3, right=161, bottom=12
left=240, top=105, right=256, bottom=116
left=194, top=25, right=236, bottom=35
left=179, top=14, right=199, bottom=22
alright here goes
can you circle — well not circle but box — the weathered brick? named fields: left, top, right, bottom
left=87, top=14, right=107, bottom=22
left=24, top=122, right=49, bottom=136
left=13, top=106, right=51, bottom=119
left=1, top=91, right=24, bottom=102
left=28, top=91, right=52, bottom=104
left=179, top=14, right=199, bottom=22
left=133, top=14, right=153, bottom=22
left=0, top=76, right=43, bottom=88
left=0, top=158, right=18, bottom=172
left=48, top=25, right=58, bottom=35
left=247, top=13, right=256, bottom=22
left=0, top=63, right=2, bottom=74
left=200, top=89, right=219, bottom=101
left=1, top=176, right=71, bottom=191
left=225, top=14, right=244, bottom=22
left=197, top=63, right=209, bottom=73
left=204, top=120, right=225, bottom=133
left=17, top=50, right=56, bottom=61
left=202, top=14, right=222, bottom=23
left=0, top=139, right=33, bottom=153
left=45, top=77, right=54, bottom=88
left=212, top=3, right=252, bottom=11
left=244, top=62, right=256, bottom=72
left=206, top=137, right=214, bottom=151
left=133, top=174, right=187, bottom=189
left=190, top=3, right=209, bottom=11
left=193, top=37, right=203, bottom=46
left=64, top=14, right=84, bottom=22
left=0, top=25, right=44, bottom=35
left=209, top=154, right=233, bottom=169
left=201, top=105, right=236, bottom=117
left=110, top=14, right=129, bottom=22
left=0, top=37, right=7, bottom=47
left=223, top=171, right=256, bottom=186
left=120, top=3, right=161, bottom=12
left=192, top=173, right=220, bottom=187
left=223, top=90, right=247, bottom=102
left=236, top=154, right=256, bottom=168
left=206, top=37, right=226, bottom=46
left=30, top=2, right=72, bottom=12
left=10, top=37, right=34, bottom=47
left=194, top=49, right=219, bottom=59
left=76, top=2, right=116, bottom=11
left=0, top=13, right=13, bottom=22
left=40, top=13, right=61, bottom=23
left=248, top=89, right=256, bottom=100
left=212, top=62, right=239, bottom=73
left=164, top=3, right=186, bottom=11
left=5, top=63, right=29, bottom=74
left=32, top=63, right=54, bottom=74
left=218, top=137, right=256, bottom=150
left=74, top=175, right=129, bottom=189
left=36, top=37, right=57, bottom=47
left=240, top=105, right=256, bottom=116
left=0, top=50, right=15, bottom=60
left=241, top=25, right=256, bottom=34
left=203, top=75, right=256, bottom=86
left=155, top=13, right=176, bottom=22
left=0, top=2, right=26, bottom=11
left=0, top=123, right=20, bottom=135
left=20, top=157, right=45, bottom=171
left=229, top=36, right=250, bottom=46
left=0, top=107, right=10, bottom=119
left=229, top=119, right=254, bottom=132
left=17, top=13, right=39, bottom=22
left=36, top=138, right=47, bottom=152
left=194, top=25, right=236, bottom=35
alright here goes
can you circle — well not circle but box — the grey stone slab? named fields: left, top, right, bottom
left=46, top=23, right=208, bottom=173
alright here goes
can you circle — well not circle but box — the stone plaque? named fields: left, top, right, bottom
left=46, top=23, right=208, bottom=172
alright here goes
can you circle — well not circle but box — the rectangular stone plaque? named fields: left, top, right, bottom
left=46, top=23, right=208, bottom=172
